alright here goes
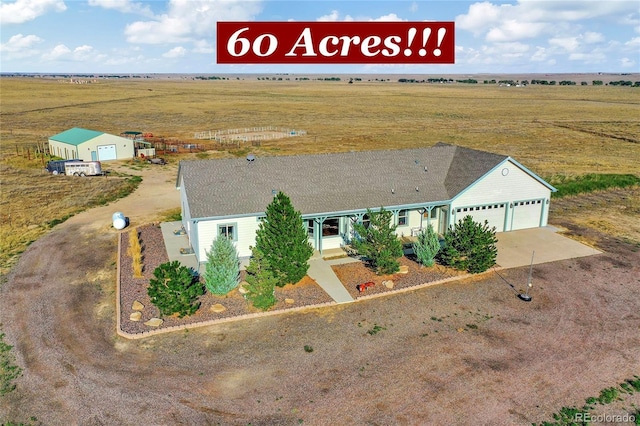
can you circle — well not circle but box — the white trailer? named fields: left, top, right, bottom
left=64, top=161, right=103, bottom=177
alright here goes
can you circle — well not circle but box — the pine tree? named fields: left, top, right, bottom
left=244, top=247, right=278, bottom=310
left=147, top=261, right=204, bottom=317
left=437, top=215, right=498, bottom=273
left=203, top=236, right=240, bottom=295
left=413, top=225, right=441, bottom=267
left=254, top=191, right=313, bottom=286
left=351, top=207, right=404, bottom=275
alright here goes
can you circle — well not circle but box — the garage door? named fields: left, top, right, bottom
left=454, top=203, right=506, bottom=232
left=511, top=199, right=543, bottom=230
left=97, top=144, right=117, bottom=161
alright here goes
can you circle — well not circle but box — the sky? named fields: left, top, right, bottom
left=1, top=0, right=639, bottom=74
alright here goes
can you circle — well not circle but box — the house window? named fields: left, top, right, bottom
left=361, top=214, right=370, bottom=229
left=218, top=223, right=236, bottom=241
left=322, top=218, right=340, bottom=237
left=398, top=210, right=408, bottom=226
left=307, top=219, right=314, bottom=237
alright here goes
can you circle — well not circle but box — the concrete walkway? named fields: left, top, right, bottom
left=307, top=257, right=355, bottom=304
left=496, top=226, right=602, bottom=268
left=160, top=221, right=199, bottom=272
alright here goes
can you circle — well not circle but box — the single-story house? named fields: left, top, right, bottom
left=48, top=127, right=135, bottom=161
left=176, top=142, right=556, bottom=263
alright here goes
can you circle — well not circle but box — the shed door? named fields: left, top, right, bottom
left=511, top=199, right=543, bottom=230
left=98, top=144, right=117, bottom=161
left=455, top=204, right=506, bottom=232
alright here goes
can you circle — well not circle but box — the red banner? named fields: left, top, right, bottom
left=217, top=21, right=454, bottom=64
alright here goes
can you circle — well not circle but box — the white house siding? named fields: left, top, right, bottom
left=451, top=160, right=551, bottom=232
left=196, top=215, right=261, bottom=260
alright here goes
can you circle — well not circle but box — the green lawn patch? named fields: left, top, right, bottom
left=548, top=173, right=640, bottom=198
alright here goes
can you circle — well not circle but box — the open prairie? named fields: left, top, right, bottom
left=3, top=76, right=639, bottom=271
left=1, top=76, right=640, bottom=425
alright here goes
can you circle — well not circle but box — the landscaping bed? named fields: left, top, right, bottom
left=332, top=256, right=465, bottom=300
left=119, top=224, right=333, bottom=335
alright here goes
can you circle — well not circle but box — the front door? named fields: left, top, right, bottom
left=91, top=151, right=97, bottom=161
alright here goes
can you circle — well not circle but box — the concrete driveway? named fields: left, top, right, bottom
left=496, top=226, right=602, bottom=268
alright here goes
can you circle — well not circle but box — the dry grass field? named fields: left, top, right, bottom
left=1, top=76, right=639, bottom=272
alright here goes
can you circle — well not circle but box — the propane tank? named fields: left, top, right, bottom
left=112, top=212, right=127, bottom=230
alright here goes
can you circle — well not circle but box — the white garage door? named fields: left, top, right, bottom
left=97, top=144, right=117, bottom=161
left=454, top=203, right=506, bottom=232
left=511, top=199, right=543, bottom=230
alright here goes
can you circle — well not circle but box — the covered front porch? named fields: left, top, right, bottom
left=304, top=204, right=451, bottom=255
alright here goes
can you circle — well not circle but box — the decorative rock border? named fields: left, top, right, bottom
left=115, top=234, right=504, bottom=340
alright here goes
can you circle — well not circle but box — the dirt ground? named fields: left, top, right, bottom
left=1, top=165, right=639, bottom=425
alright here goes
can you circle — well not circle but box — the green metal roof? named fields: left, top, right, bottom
left=49, top=127, right=104, bottom=146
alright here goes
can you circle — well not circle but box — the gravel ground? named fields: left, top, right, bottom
left=119, top=224, right=333, bottom=334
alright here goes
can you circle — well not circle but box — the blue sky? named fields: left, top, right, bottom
left=1, top=0, right=639, bottom=73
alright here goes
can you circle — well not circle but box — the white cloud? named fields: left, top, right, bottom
left=317, top=10, right=405, bottom=22
left=162, top=46, right=186, bottom=58
left=125, top=0, right=263, bottom=44
left=87, top=0, right=153, bottom=17
left=372, top=13, right=405, bottom=22
left=410, top=2, right=418, bottom=13
left=457, top=0, right=638, bottom=42
left=620, top=57, right=636, bottom=68
left=549, top=36, right=580, bottom=52
left=42, top=43, right=71, bottom=60
left=486, top=20, right=547, bottom=42
left=625, top=36, right=640, bottom=48
left=317, top=10, right=353, bottom=22
left=582, top=31, right=605, bottom=44
left=192, top=39, right=214, bottom=54
left=0, top=0, right=66, bottom=25
left=0, top=33, right=43, bottom=52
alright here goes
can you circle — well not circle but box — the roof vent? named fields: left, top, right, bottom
left=247, top=153, right=256, bottom=162
left=424, top=166, right=428, bottom=172
left=415, top=159, right=420, bottom=164
left=391, top=188, right=395, bottom=194
left=415, top=187, right=419, bottom=192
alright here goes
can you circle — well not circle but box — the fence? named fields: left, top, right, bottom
left=194, top=126, right=306, bottom=144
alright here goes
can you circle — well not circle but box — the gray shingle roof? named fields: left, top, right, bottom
left=178, top=143, right=508, bottom=219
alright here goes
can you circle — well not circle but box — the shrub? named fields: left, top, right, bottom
left=413, top=225, right=440, bottom=267
left=254, top=192, right=313, bottom=286
left=147, top=261, right=204, bottom=317
left=203, top=236, right=240, bottom=295
left=437, top=215, right=497, bottom=273
left=244, top=247, right=278, bottom=311
left=127, top=227, right=143, bottom=278
left=0, top=332, right=23, bottom=396
left=351, top=208, right=403, bottom=275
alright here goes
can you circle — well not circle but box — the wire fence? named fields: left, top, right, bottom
left=194, top=126, right=306, bottom=143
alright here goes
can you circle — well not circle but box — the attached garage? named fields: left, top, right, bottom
left=454, top=203, right=507, bottom=232
left=49, top=127, right=134, bottom=162
left=511, top=199, right=545, bottom=230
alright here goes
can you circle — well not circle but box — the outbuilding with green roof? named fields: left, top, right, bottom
left=48, top=127, right=135, bottom=161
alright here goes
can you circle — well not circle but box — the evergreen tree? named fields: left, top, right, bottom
left=351, top=207, right=404, bottom=275
left=147, top=261, right=204, bottom=317
left=254, top=191, right=313, bottom=286
left=203, top=236, right=240, bottom=295
left=244, top=247, right=278, bottom=310
left=437, top=215, right=498, bottom=273
left=413, top=225, right=441, bottom=267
